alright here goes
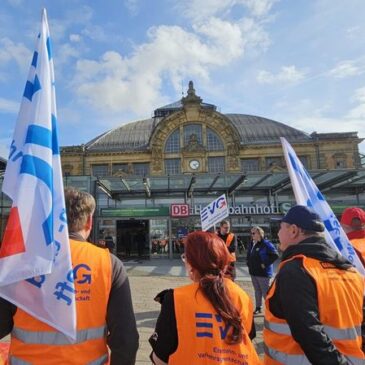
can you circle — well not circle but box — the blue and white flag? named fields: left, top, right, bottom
left=0, top=9, right=76, bottom=339
left=281, top=137, right=365, bottom=276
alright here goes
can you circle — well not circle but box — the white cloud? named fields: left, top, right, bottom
left=0, top=38, right=31, bottom=72
left=178, top=0, right=276, bottom=21
left=257, top=65, right=307, bottom=84
left=243, top=0, right=277, bottom=17
left=0, top=97, right=19, bottom=114
left=81, top=25, right=109, bottom=42
left=56, top=43, right=81, bottom=67
left=69, top=34, right=81, bottom=42
left=71, top=0, right=279, bottom=122
left=50, top=6, right=94, bottom=42
left=328, top=60, right=363, bottom=79
left=239, top=17, right=271, bottom=51
left=74, top=20, right=244, bottom=117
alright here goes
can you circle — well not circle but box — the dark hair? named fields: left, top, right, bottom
left=185, top=231, right=243, bottom=344
left=64, top=187, right=95, bottom=233
left=220, top=219, right=230, bottom=227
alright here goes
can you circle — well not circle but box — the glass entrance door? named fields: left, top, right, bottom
left=150, top=219, right=169, bottom=258
left=116, top=219, right=149, bottom=260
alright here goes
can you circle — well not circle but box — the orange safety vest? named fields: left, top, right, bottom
left=169, top=279, right=261, bottom=365
left=350, top=237, right=365, bottom=265
left=225, top=233, right=235, bottom=248
left=224, top=233, right=236, bottom=263
left=263, top=255, right=365, bottom=365
left=8, top=239, right=112, bottom=365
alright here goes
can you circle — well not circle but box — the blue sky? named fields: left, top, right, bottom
left=1, top=0, right=365, bottom=159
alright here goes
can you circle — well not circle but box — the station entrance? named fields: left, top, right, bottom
left=116, top=219, right=149, bottom=259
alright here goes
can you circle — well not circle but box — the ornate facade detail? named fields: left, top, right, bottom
left=181, top=81, right=202, bottom=106
left=181, top=134, right=206, bottom=153
left=151, top=145, right=163, bottom=173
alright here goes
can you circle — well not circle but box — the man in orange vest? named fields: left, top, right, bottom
left=217, top=219, right=236, bottom=280
left=264, top=205, right=365, bottom=365
left=0, top=187, right=139, bottom=364
left=340, top=206, right=365, bottom=267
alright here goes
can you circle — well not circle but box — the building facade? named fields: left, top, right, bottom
left=61, top=82, right=362, bottom=177
left=1, top=82, right=364, bottom=259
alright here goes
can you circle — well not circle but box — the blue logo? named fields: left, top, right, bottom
left=195, top=312, right=231, bottom=339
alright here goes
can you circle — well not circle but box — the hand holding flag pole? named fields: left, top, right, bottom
left=0, top=9, right=76, bottom=339
left=281, top=137, right=365, bottom=276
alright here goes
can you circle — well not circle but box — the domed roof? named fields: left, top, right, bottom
left=85, top=112, right=310, bottom=152
left=225, top=114, right=310, bottom=144
left=86, top=118, right=162, bottom=152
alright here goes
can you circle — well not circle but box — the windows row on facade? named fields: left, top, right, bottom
left=87, top=153, right=350, bottom=177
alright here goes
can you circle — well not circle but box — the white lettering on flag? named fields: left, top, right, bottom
left=0, top=9, right=76, bottom=339
left=281, top=137, right=365, bottom=276
left=201, top=194, right=229, bottom=231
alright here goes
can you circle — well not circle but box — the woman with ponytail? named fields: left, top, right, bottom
left=149, top=231, right=261, bottom=365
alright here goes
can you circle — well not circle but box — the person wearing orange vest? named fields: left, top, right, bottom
left=264, top=205, right=365, bottom=365
left=149, top=231, right=261, bottom=365
left=0, top=187, right=139, bottom=365
left=340, top=206, right=365, bottom=267
left=217, top=220, right=237, bottom=280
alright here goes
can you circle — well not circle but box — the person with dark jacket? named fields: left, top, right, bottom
left=264, top=205, right=365, bottom=365
left=0, top=187, right=139, bottom=365
left=247, top=226, right=278, bottom=314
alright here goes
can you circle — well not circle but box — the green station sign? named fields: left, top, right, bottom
left=101, top=207, right=170, bottom=217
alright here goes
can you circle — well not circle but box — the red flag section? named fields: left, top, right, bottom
left=0, top=342, right=9, bottom=365
left=0, top=207, right=25, bottom=258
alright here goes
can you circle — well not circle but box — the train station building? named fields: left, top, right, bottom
left=1, top=82, right=364, bottom=259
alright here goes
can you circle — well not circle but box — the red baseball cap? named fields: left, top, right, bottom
left=340, top=207, right=365, bottom=227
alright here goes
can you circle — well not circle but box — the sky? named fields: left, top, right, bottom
left=0, top=0, right=365, bottom=159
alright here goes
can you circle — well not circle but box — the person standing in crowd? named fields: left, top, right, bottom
left=264, top=205, right=365, bottom=365
left=247, top=226, right=279, bottom=315
left=149, top=231, right=260, bottom=365
left=217, top=219, right=237, bottom=280
left=0, top=187, right=139, bottom=365
left=340, top=206, right=365, bottom=267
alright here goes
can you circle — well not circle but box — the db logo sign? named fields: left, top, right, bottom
left=171, top=204, right=190, bottom=217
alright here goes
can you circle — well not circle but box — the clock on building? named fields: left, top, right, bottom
left=189, top=159, right=200, bottom=170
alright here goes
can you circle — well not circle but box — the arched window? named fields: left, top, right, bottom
left=207, top=127, right=224, bottom=151
left=165, top=129, right=180, bottom=153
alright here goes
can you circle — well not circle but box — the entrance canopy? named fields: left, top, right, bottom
left=96, top=168, right=365, bottom=199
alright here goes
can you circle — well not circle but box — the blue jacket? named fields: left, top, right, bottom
left=247, top=239, right=279, bottom=277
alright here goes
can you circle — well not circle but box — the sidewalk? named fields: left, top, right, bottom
left=124, top=258, right=252, bottom=280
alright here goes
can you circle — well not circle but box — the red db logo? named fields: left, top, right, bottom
left=171, top=204, right=190, bottom=217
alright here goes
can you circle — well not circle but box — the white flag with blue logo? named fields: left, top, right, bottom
left=0, top=9, right=76, bottom=339
left=281, top=137, right=365, bottom=276
left=201, top=194, right=229, bottom=231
